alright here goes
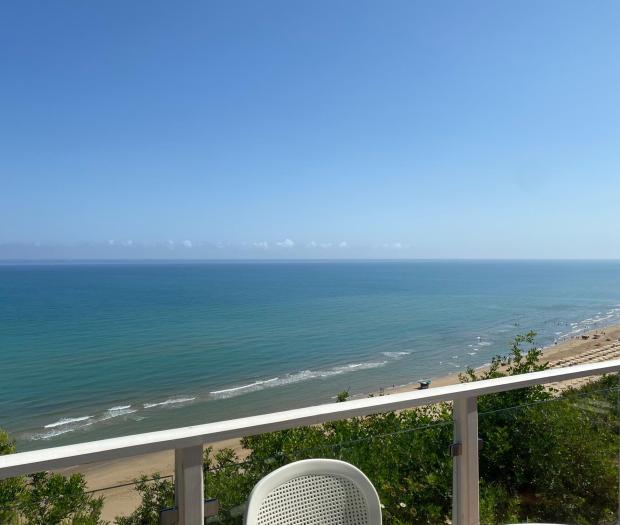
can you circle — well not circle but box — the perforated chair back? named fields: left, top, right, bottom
left=244, top=459, right=382, bottom=525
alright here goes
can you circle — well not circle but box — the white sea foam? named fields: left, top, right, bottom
left=381, top=351, right=411, bottom=358
left=477, top=341, right=492, bottom=347
left=210, top=378, right=280, bottom=396
left=210, top=360, right=388, bottom=399
left=99, top=405, right=137, bottom=421
left=108, top=405, right=132, bottom=411
left=143, top=397, right=196, bottom=409
left=33, top=416, right=94, bottom=441
left=467, top=352, right=477, bottom=356
left=44, top=416, right=92, bottom=429
left=36, top=427, right=79, bottom=440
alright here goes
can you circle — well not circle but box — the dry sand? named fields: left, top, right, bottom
left=60, top=325, right=620, bottom=521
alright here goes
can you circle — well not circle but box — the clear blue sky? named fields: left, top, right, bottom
left=2, top=1, right=619, bottom=259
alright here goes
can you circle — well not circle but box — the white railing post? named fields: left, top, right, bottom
left=175, top=445, right=204, bottom=525
left=452, top=396, right=480, bottom=525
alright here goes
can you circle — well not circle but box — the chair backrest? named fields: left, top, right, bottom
left=244, top=459, right=382, bottom=525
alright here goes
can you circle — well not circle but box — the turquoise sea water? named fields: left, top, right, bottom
left=1, top=260, right=620, bottom=451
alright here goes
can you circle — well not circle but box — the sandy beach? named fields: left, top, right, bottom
left=61, top=324, right=620, bottom=521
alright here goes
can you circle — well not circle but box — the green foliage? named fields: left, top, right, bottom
left=18, top=472, right=105, bottom=525
left=336, top=390, right=350, bottom=402
left=0, top=430, right=23, bottom=524
left=460, top=330, right=551, bottom=409
left=114, top=474, right=174, bottom=525
left=465, top=332, right=619, bottom=524
left=479, top=482, right=519, bottom=525
left=1, top=431, right=106, bottom=525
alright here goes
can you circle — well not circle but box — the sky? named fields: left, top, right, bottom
left=1, top=1, right=619, bottom=259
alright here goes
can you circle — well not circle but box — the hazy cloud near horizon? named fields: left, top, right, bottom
left=1, top=239, right=617, bottom=261
left=0, top=240, right=416, bottom=260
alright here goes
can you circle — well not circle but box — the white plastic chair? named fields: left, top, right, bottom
left=244, top=458, right=382, bottom=525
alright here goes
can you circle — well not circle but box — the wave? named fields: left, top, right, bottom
left=30, top=353, right=409, bottom=440
left=44, top=416, right=92, bottom=429
left=210, top=378, right=280, bottom=396
left=381, top=351, right=411, bottom=358
left=99, top=405, right=137, bottom=421
left=210, top=360, right=389, bottom=400
left=36, top=406, right=139, bottom=440
left=566, top=310, right=620, bottom=336
left=477, top=341, right=492, bottom=347
left=108, top=405, right=131, bottom=411
left=35, top=417, right=94, bottom=441
left=143, top=397, right=196, bottom=409
left=35, top=427, right=81, bottom=440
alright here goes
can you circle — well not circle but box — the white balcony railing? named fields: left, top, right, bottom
left=2, top=359, right=620, bottom=525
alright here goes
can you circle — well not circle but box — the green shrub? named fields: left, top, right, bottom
left=1, top=430, right=106, bottom=524
left=114, top=474, right=174, bottom=525
left=0, top=430, right=23, bottom=524
left=18, top=472, right=105, bottom=525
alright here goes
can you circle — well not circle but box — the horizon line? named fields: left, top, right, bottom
left=2, top=257, right=620, bottom=264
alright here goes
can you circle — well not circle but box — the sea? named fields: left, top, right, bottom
left=1, top=260, right=620, bottom=451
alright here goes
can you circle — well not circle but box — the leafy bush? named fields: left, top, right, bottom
left=114, top=474, right=174, bottom=525
left=466, top=332, right=619, bottom=524
left=0, top=430, right=23, bottom=524
left=18, top=472, right=105, bottom=525
left=0, top=430, right=106, bottom=525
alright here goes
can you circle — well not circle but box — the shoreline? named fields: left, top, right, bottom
left=380, top=323, right=620, bottom=394
left=63, top=323, right=620, bottom=521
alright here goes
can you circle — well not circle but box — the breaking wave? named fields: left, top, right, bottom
left=143, top=397, right=196, bottom=409
left=44, top=416, right=92, bottom=429
left=209, top=361, right=388, bottom=399
left=34, top=405, right=140, bottom=441
left=209, top=352, right=411, bottom=400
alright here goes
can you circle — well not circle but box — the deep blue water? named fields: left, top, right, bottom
left=1, top=260, right=619, bottom=450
